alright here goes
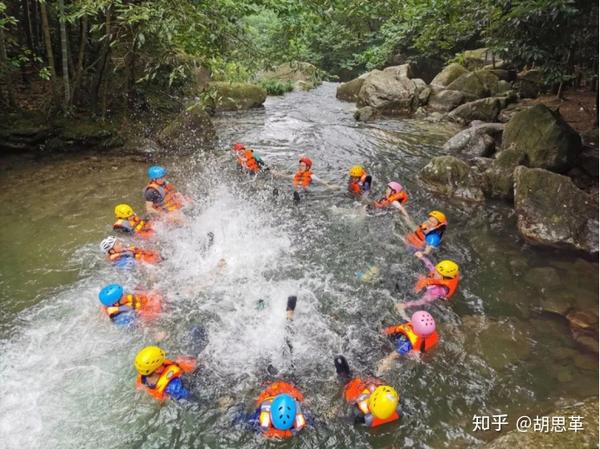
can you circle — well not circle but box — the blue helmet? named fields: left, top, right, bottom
left=148, top=165, right=166, bottom=179
left=98, top=284, right=124, bottom=306
left=425, top=232, right=442, bottom=248
left=270, top=394, right=296, bottom=430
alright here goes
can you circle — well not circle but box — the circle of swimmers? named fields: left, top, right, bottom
left=97, top=143, right=460, bottom=437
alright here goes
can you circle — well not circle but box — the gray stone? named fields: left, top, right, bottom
left=448, top=97, right=504, bottom=124
left=427, top=89, right=465, bottom=112
left=419, top=155, right=485, bottom=202
left=357, top=70, right=424, bottom=115
left=336, top=77, right=365, bottom=102
left=430, top=63, right=469, bottom=88
left=514, top=166, right=599, bottom=254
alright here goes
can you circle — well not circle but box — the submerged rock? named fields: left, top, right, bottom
left=514, top=166, right=599, bottom=254
left=503, top=105, right=582, bottom=173
left=354, top=106, right=376, bottom=122
left=207, top=82, right=267, bottom=111
left=482, top=397, right=598, bottom=449
left=419, top=155, right=485, bottom=202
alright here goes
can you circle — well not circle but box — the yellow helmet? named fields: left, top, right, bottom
left=349, top=165, right=365, bottom=177
left=435, top=260, right=459, bottom=278
left=134, top=346, right=165, bottom=376
left=428, top=210, right=447, bottom=225
left=114, top=203, right=134, bottom=219
left=368, top=385, right=399, bottom=419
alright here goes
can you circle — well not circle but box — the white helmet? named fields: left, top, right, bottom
left=99, top=236, right=117, bottom=253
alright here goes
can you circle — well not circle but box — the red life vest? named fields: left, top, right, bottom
left=343, top=378, right=401, bottom=428
left=144, top=180, right=183, bottom=213
left=293, top=169, right=313, bottom=188
left=256, top=382, right=306, bottom=438
left=384, top=323, right=439, bottom=353
left=136, top=360, right=184, bottom=401
left=348, top=173, right=368, bottom=194
left=415, top=272, right=459, bottom=300
left=101, top=292, right=162, bottom=321
left=238, top=149, right=260, bottom=173
left=374, top=190, right=408, bottom=209
left=113, top=215, right=153, bottom=238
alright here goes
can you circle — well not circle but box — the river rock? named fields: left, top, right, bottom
left=419, top=155, right=485, bottom=202
left=446, top=72, right=488, bottom=100
left=566, top=309, right=599, bottom=331
left=357, top=70, right=426, bottom=115
left=427, top=89, right=465, bottom=112
left=473, top=69, right=500, bottom=95
left=572, top=333, right=599, bottom=353
left=382, top=63, right=415, bottom=79
left=430, top=63, right=469, bottom=88
left=540, top=290, right=575, bottom=316
left=503, top=105, right=582, bottom=172
left=260, top=61, right=321, bottom=91
left=576, top=146, right=599, bottom=177
left=354, top=106, right=376, bottom=122
left=47, top=118, right=124, bottom=152
left=516, top=69, right=544, bottom=98
left=158, top=104, right=216, bottom=152
left=514, top=166, right=599, bottom=254
left=336, top=77, right=365, bottom=102
left=448, top=97, right=504, bottom=124
left=461, top=48, right=503, bottom=70
left=482, top=148, right=528, bottom=199
left=0, top=112, right=51, bottom=152
left=482, top=397, right=599, bottom=449
left=443, top=122, right=504, bottom=157
left=525, top=266, right=562, bottom=291
left=207, top=82, right=267, bottom=111
left=496, top=80, right=513, bottom=95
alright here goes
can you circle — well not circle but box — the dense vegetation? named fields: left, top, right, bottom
left=0, top=0, right=597, bottom=116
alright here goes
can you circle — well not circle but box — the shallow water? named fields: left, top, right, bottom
left=0, top=82, right=597, bottom=449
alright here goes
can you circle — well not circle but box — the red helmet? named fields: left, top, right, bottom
left=232, top=143, right=245, bottom=152
left=299, top=157, right=313, bottom=168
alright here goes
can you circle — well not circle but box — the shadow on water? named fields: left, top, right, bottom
left=0, top=82, right=597, bottom=449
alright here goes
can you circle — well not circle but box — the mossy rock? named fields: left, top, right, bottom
left=207, top=82, right=267, bottom=111
left=446, top=72, right=488, bottom=100
left=158, top=104, right=216, bottom=152
left=336, top=77, right=365, bottom=102
left=514, top=166, right=599, bottom=254
left=503, top=105, right=582, bottom=172
left=419, top=155, right=485, bottom=202
left=430, top=63, right=469, bottom=88
left=260, top=61, right=321, bottom=91
left=448, top=97, right=504, bottom=124
left=482, top=148, right=528, bottom=200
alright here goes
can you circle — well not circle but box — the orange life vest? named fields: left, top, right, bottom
left=293, top=169, right=313, bottom=188
left=136, top=360, right=183, bottom=401
left=348, top=173, right=368, bottom=194
left=415, top=272, right=459, bottom=300
left=113, top=215, right=153, bottom=238
left=405, top=224, right=445, bottom=249
left=108, top=246, right=160, bottom=264
left=256, top=382, right=306, bottom=438
left=384, top=323, right=439, bottom=353
left=101, top=292, right=162, bottom=320
left=374, top=190, right=408, bottom=209
left=343, top=378, right=401, bottom=428
left=238, top=149, right=260, bottom=173
left=144, top=180, right=183, bottom=213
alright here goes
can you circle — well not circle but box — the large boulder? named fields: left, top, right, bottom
left=336, top=77, right=365, bottom=102
left=448, top=97, right=505, bottom=124
left=382, top=63, right=415, bottom=79
left=158, top=104, right=216, bottom=152
left=482, top=148, right=527, bottom=200
left=419, top=155, right=485, bottom=202
left=357, top=70, right=426, bottom=115
left=483, top=397, right=598, bottom=449
left=430, top=63, right=469, bottom=88
left=473, top=69, right=500, bottom=95
left=207, top=82, right=267, bottom=111
left=427, top=89, right=465, bottom=112
left=503, top=105, right=582, bottom=172
left=460, top=48, right=504, bottom=70
left=260, top=61, right=321, bottom=91
left=514, top=166, right=599, bottom=254
left=443, top=122, right=504, bottom=158
left=446, top=72, right=488, bottom=100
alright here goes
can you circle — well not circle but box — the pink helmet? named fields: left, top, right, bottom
left=387, top=181, right=403, bottom=193
left=411, top=311, right=436, bottom=336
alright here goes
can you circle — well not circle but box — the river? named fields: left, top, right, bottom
left=0, top=82, right=597, bottom=449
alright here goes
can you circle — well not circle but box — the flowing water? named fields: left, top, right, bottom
left=0, top=83, right=597, bottom=449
